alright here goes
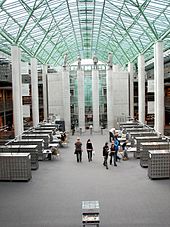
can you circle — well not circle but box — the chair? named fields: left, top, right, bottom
left=51, top=146, right=60, bottom=159
left=61, top=138, right=69, bottom=147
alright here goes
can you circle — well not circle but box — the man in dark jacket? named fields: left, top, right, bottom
left=103, top=142, right=109, bottom=169
left=74, top=137, right=82, bottom=162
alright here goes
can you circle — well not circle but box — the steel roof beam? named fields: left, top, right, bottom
left=132, top=0, right=159, bottom=39
left=95, top=0, right=106, bottom=51
left=15, top=1, right=37, bottom=44
left=66, top=0, right=80, bottom=53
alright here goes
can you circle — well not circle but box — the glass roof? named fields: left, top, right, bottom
left=0, top=0, right=170, bottom=67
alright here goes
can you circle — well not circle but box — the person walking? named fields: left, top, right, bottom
left=109, top=128, right=115, bottom=142
left=103, top=142, right=109, bottom=169
left=71, top=123, right=75, bottom=135
left=86, top=139, right=93, bottom=162
left=74, top=137, right=83, bottom=162
left=109, top=141, right=117, bottom=166
left=114, top=137, right=121, bottom=162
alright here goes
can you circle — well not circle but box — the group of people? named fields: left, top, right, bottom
left=74, top=135, right=129, bottom=168
left=74, top=137, right=94, bottom=163
left=102, top=138, right=128, bottom=170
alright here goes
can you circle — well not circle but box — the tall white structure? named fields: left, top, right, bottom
left=47, top=72, right=63, bottom=117
left=31, top=58, right=39, bottom=126
left=112, top=65, right=129, bottom=126
left=154, top=41, right=164, bottom=134
left=106, top=69, right=114, bottom=130
left=42, top=64, right=48, bottom=121
left=62, top=69, right=71, bottom=131
left=128, top=62, right=134, bottom=118
left=138, top=54, right=145, bottom=124
left=48, top=65, right=129, bottom=131
left=11, top=46, right=23, bottom=136
left=154, top=44, right=157, bottom=131
left=77, top=70, right=85, bottom=132
left=92, top=69, right=99, bottom=131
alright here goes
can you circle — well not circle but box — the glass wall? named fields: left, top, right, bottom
left=70, top=64, right=107, bottom=129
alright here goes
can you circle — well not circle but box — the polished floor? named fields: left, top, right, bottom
left=0, top=130, right=170, bottom=227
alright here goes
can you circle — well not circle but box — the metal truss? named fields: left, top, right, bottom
left=0, top=0, right=170, bottom=67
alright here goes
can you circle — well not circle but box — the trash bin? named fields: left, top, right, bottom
left=80, top=127, right=82, bottom=135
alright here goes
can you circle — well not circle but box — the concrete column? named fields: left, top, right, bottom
left=77, top=70, right=85, bottom=132
left=155, top=41, right=164, bottom=134
left=42, top=65, right=48, bottom=121
left=128, top=62, right=134, bottom=119
left=11, top=45, right=23, bottom=136
left=62, top=69, right=71, bottom=132
left=154, top=44, right=157, bottom=130
left=138, top=54, right=145, bottom=124
left=31, top=58, right=39, bottom=126
left=92, top=70, right=99, bottom=131
left=106, top=69, right=113, bottom=130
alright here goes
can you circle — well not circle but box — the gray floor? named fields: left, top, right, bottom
left=0, top=130, right=170, bottom=227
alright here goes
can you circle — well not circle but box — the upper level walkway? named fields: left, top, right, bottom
left=0, top=129, right=170, bottom=227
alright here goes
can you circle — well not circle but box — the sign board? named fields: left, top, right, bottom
left=21, top=62, right=29, bottom=75
left=22, top=84, right=29, bottom=96
left=148, top=80, right=154, bottom=93
left=148, top=101, right=154, bottom=114
left=23, top=105, right=30, bottom=117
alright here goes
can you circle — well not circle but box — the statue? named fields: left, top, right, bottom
left=93, top=53, right=98, bottom=70
left=63, top=53, right=67, bottom=69
left=77, top=55, right=81, bottom=70
left=107, top=52, right=113, bottom=70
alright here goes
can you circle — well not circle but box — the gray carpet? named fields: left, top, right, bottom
left=0, top=130, right=170, bottom=227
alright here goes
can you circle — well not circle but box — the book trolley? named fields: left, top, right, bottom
left=148, top=150, right=170, bottom=179
left=0, top=153, right=31, bottom=181
left=82, top=201, right=100, bottom=227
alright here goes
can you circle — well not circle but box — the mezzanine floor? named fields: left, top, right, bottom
left=0, top=130, right=170, bottom=227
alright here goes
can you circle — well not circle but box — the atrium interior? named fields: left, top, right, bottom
left=0, top=1, right=170, bottom=227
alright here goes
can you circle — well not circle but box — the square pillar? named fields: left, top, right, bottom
left=92, top=70, right=99, bottom=131
left=77, top=70, right=85, bottom=132
left=11, top=45, right=23, bottom=136
left=106, top=69, right=114, bottom=130
left=42, top=64, right=48, bottom=121
left=128, top=62, right=134, bottom=118
left=154, top=41, right=164, bottom=134
left=31, top=58, right=39, bottom=126
left=138, top=54, right=145, bottom=124
left=62, top=69, right=71, bottom=132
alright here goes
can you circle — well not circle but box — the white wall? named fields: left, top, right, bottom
left=47, top=69, right=129, bottom=129
left=112, top=71, right=129, bottom=126
left=47, top=72, right=64, bottom=118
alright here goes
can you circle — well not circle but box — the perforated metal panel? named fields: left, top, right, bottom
left=148, top=150, right=170, bottom=179
left=0, top=153, right=31, bottom=181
